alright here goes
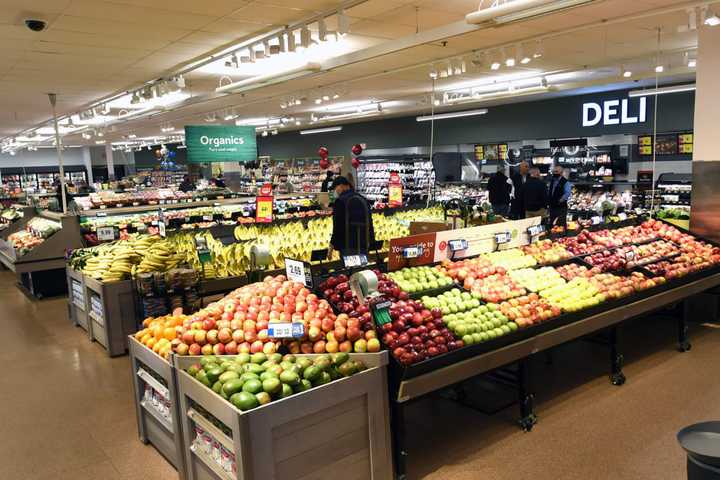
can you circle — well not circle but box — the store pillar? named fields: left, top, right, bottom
left=105, top=144, right=116, bottom=181
left=81, top=147, right=94, bottom=184
left=691, top=23, right=720, bottom=242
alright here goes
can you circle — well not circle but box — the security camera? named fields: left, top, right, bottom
left=25, top=19, right=47, bottom=32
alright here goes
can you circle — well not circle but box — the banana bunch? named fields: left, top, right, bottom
left=133, top=241, right=186, bottom=274
left=81, top=237, right=149, bottom=282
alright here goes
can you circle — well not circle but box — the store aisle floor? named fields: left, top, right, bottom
left=2, top=269, right=719, bottom=480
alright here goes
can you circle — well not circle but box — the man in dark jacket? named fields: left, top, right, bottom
left=487, top=165, right=512, bottom=216
left=510, top=161, right=529, bottom=219
left=524, top=167, right=548, bottom=219
left=548, top=164, right=572, bottom=229
left=178, top=175, right=195, bottom=193
left=329, top=176, right=375, bottom=258
left=320, top=171, right=334, bottom=192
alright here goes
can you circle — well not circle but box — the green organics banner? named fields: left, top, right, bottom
left=185, top=125, right=257, bottom=163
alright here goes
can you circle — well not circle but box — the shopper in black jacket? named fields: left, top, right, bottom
left=548, top=165, right=571, bottom=229
left=523, top=167, right=548, bottom=219
left=509, top=161, right=529, bottom=219
left=320, top=171, right=334, bottom=192
left=487, top=165, right=512, bottom=216
left=329, top=176, right=375, bottom=258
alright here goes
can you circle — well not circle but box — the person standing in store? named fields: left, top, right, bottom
left=179, top=175, right=195, bottom=193
left=548, top=164, right=572, bottom=229
left=510, top=161, right=530, bottom=219
left=328, top=176, right=375, bottom=258
left=524, top=167, right=548, bottom=219
left=320, top=170, right=334, bottom=192
left=488, top=164, right=513, bottom=216
left=213, top=173, right=226, bottom=188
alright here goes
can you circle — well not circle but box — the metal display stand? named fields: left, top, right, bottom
left=388, top=268, right=720, bottom=479
left=129, top=337, right=187, bottom=479
left=84, top=276, right=137, bottom=357
left=175, top=352, right=393, bottom=480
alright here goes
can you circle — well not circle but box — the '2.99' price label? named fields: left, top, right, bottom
left=284, top=258, right=312, bottom=287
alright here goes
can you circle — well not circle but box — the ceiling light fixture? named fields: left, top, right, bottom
left=429, top=68, right=438, bottom=79
left=300, top=25, right=312, bottom=50
left=704, top=9, right=720, bottom=26
left=622, top=66, right=632, bottom=78
left=655, top=64, right=665, bottom=73
left=688, top=58, right=697, bottom=68
left=466, top=0, right=594, bottom=25
left=628, top=84, right=696, bottom=97
left=519, top=44, right=531, bottom=64
left=300, top=126, right=343, bottom=135
left=288, top=30, right=297, bottom=52
left=416, top=108, right=488, bottom=122
left=215, top=63, right=321, bottom=94
left=504, top=47, right=516, bottom=67
left=533, top=40, right=544, bottom=58
left=318, top=18, right=328, bottom=42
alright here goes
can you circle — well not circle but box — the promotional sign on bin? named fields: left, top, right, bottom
left=388, top=171, right=403, bottom=207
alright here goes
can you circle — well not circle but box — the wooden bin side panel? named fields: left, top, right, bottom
left=245, top=367, right=392, bottom=480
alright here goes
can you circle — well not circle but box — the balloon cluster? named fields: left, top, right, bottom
left=351, top=143, right=363, bottom=169
left=318, top=146, right=330, bottom=169
left=155, top=145, right=179, bottom=170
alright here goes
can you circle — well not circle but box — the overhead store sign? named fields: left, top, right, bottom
left=185, top=125, right=257, bottom=163
left=582, top=97, right=647, bottom=127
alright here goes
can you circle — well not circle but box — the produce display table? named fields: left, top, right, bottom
left=174, top=352, right=393, bottom=480
left=129, top=337, right=187, bottom=479
left=388, top=266, right=720, bottom=479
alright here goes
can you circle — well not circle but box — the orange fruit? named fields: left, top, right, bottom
left=163, top=327, right=177, bottom=341
left=145, top=337, right=156, bottom=350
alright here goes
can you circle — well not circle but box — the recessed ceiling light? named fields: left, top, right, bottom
left=688, top=58, right=697, bottom=68
left=655, top=65, right=665, bottom=73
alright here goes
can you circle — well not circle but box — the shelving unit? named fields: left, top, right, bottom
left=356, top=155, right=435, bottom=205
left=657, top=173, right=692, bottom=211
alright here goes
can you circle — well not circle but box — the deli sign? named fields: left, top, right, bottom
left=582, top=97, right=647, bottom=128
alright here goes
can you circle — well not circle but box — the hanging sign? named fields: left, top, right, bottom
left=185, top=125, right=257, bottom=163
left=97, top=226, right=116, bottom=242
left=388, top=172, right=403, bottom=207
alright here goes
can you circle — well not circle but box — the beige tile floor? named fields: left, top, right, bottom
left=2, top=270, right=719, bottom=479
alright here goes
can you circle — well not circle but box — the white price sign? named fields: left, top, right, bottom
left=527, top=225, right=545, bottom=237
left=158, top=221, right=166, bottom=238
left=343, top=254, right=369, bottom=268
left=202, top=215, right=213, bottom=221
left=448, top=239, right=468, bottom=251
left=268, top=322, right=305, bottom=339
left=97, top=226, right=115, bottom=242
left=284, top=258, right=312, bottom=287
left=591, top=216, right=604, bottom=225
left=618, top=212, right=628, bottom=221
left=495, top=231, right=512, bottom=245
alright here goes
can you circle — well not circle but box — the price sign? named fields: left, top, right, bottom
left=241, top=210, right=250, bottom=217
left=343, top=254, right=369, bottom=268
left=202, top=215, right=213, bottom=221
left=284, top=258, right=312, bottom=287
left=402, top=246, right=423, bottom=258
left=97, top=226, right=116, bottom=241
left=256, top=196, right=273, bottom=223
left=96, top=212, right=107, bottom=217
left=448, top=239, right=468, bottom=252
left=158, top=220, right=166, bottom=238
left=625, top=250, right=635, bottom=261
left=527, top=224, right=545, bottom=237
left=591, top=216, right=604, bottom=225
left=268, top=322, right=305, bottom=339
left=618, top=212, right=628, bottom=221
left=495, top=231, right=512, bottom=245
left=371, top=299, right=393, bottom=326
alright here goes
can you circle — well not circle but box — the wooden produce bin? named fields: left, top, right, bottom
left=129, top=337, right=187, bottom=479
left=175, top=352, right=393, bottom=480
left=84, top=275, right=137, bottom=356
left=66, top=266, right=91, bottom=335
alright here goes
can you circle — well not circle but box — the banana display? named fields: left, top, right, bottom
left=67, top=206, right=445, bottom=283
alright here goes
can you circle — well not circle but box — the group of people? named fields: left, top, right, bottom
left=488, top=161, right=571, bottom=228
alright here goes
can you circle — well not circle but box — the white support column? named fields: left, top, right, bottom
left=82, top=147, right=94, bottom=184
left=105, top=144, right=115, bottom=180
left=693, top=24, right=720, bottom=161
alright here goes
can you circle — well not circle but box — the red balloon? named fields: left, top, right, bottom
left=351, top=157, right=360, bottom=169
left=351, top=144, right=363, bottom=156
left=154, top=149, right=162, bottom=158
left=319, top=158, right=330, bottom=169
left=318, top=146, right=329, bottom=159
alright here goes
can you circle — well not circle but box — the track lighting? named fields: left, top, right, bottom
left=533, top=40, right=544, bottom=59
left=337, top=9, right=349, bottom=35
left=300, top=25, right=311, bottom=49
left=288, top=30, right=297, bottom=52
left=504, top=47, right=515, bottom=67
left=429, top=69, right=438, bottom=79
left=318, top=18, right=328, bottom=42
left=519, top=44, right=531, bottom=64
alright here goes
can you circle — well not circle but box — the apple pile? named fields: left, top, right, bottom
left=557, top=231, right=605, bottom=256
left=642, top=219, right=685, bottom=243
left=483, top=249, right=537, bottom=271
left=436, top=257, right=504, bottom=291
left=421, top=288, right=482, bottom=316
left=467, top=273, right=527, bottom=303
left=555, top=263, right=599, bottom=281
left=616, top=240, right=680, bottom=268
left=498, top=293, right=561, bottom=328
left=586, top=229, right=624, bottom=248
left=540, top=277, right=605, bottom=313
left=444, top=303, right=517, bottom=345
left=380, top=298, right=462, bottom=365
left=319, top=270, right=405, bottom=314
left=522, top=240, right=572, bottom=265
left=584, top=250, right=627, bottom=272
left=386, top=266, right=453, bottom=294
left=509, top=266, right=566, bottom=292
